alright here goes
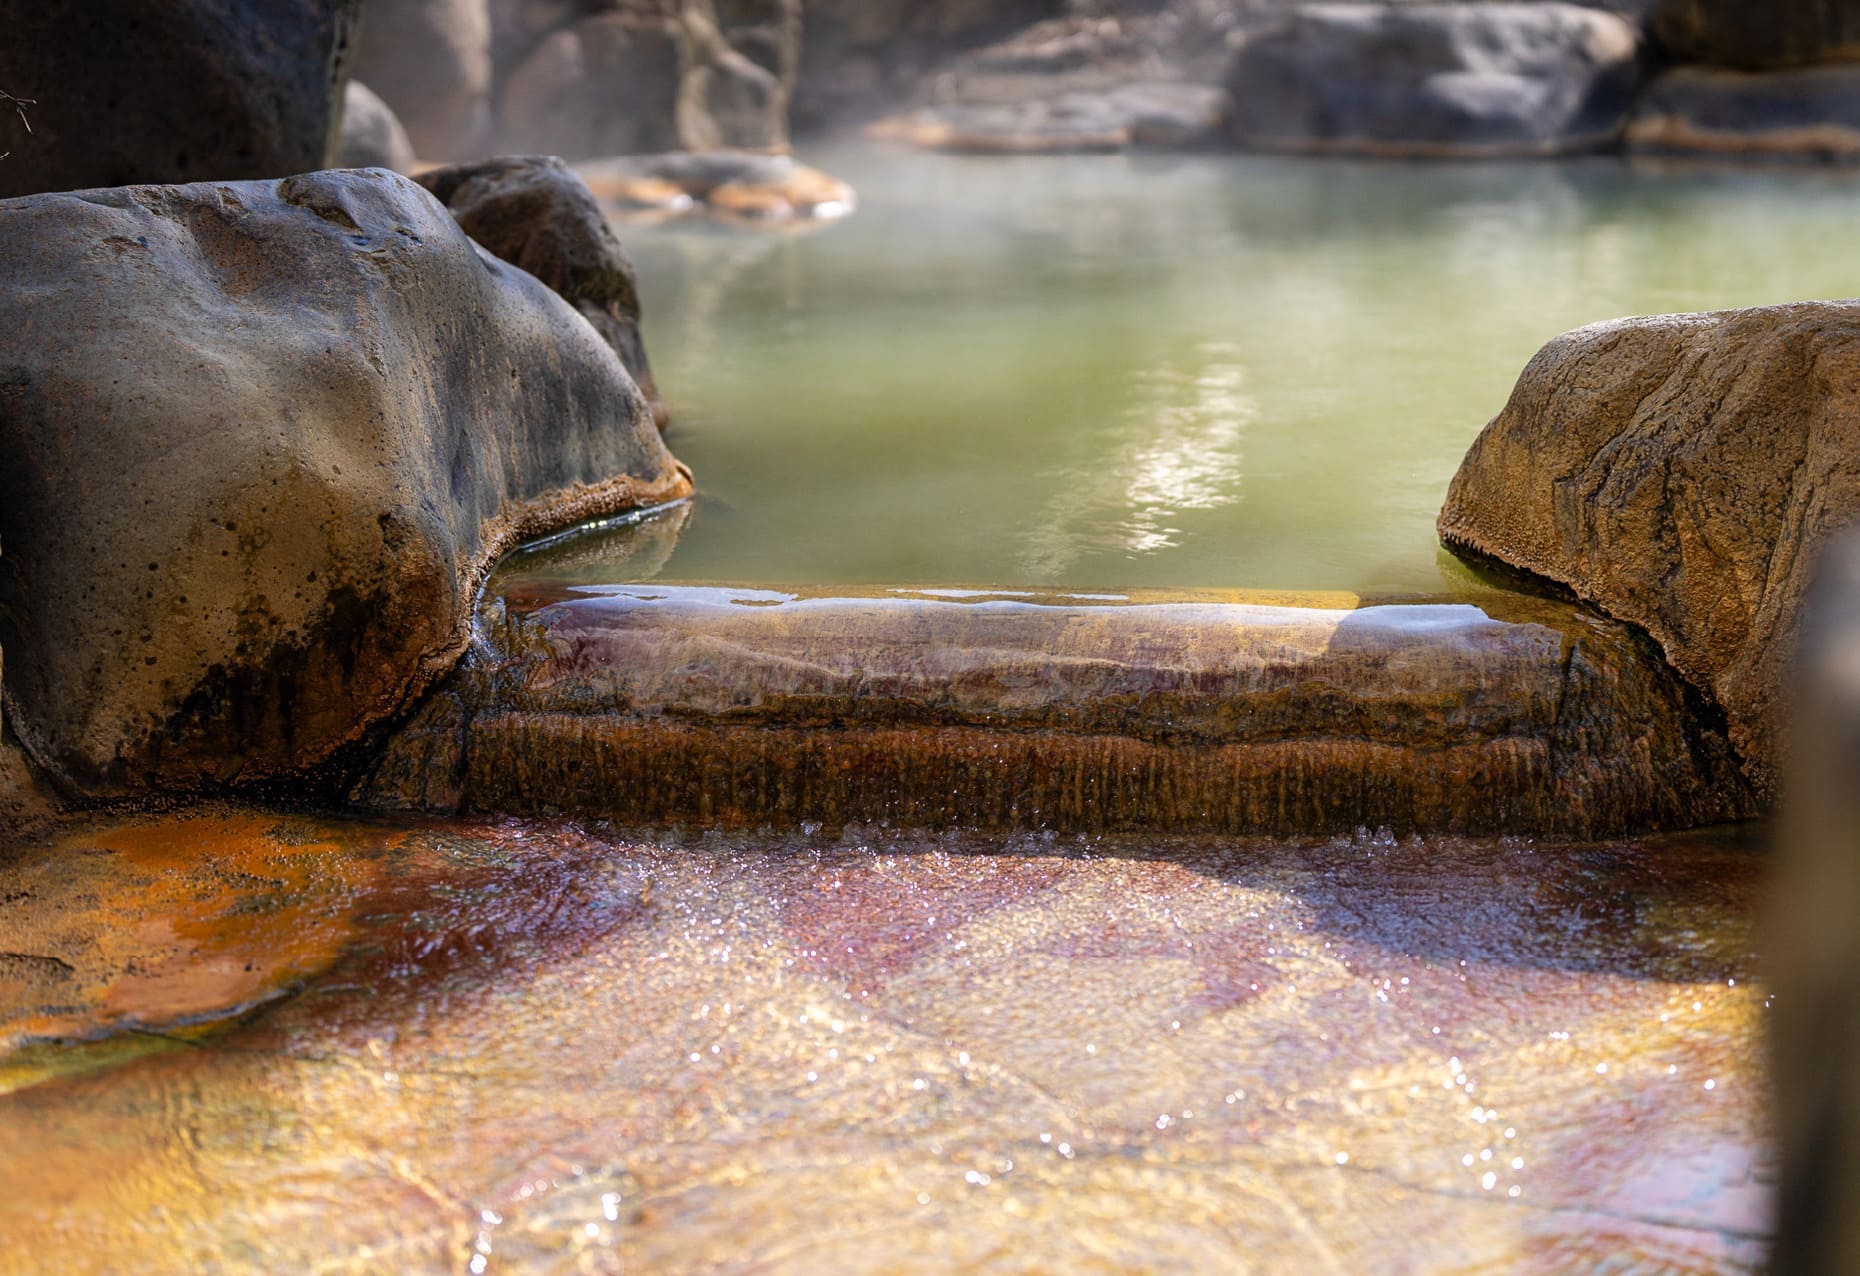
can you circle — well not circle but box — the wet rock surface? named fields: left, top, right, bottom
left=1438, top=300, right=1860, bottom=800
left=0, top=0, right=360, bottom=199
left=1627, top=64, right=1860, bottom=160
left=0, top=169, right=690, bottom=797
left=1224, top=2, right=1644, bottom=157
left=0, top=810, right=1778, bottom=1272
left=416, top=155, right=668, bottom=427
left=0, top=807, right=1773, bottom=1271
left=362, top=581, right=1753, bottom=837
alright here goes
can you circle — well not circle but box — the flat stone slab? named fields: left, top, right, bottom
left=1628, top=65, right=1860, bottom=161
left=361, top=584, right=1754, bottom=837
left=0, top=808, right=1773, bottom=1270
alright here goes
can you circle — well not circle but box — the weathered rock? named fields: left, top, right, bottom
left=417, top=155, right=667, bottom=428
left=497, top=12, right=684, bottom=160
left=1651, top=0, right=1860, bottom=70
left=351, top=0, right=493, bottom=160
left=1224, top=3, right=1643, bottom=157
left=578, top=151, right=855, bottom=220
left=335, top=81, right=418, bottom=172
left=1437, top=301, right=1860, bottom=799
left=1626, top=65, right=1860, bottom=161
left=0, top=0, right=360, bottom=200
left=0, top=169, right=691, bottom=796
left=361, top=584, right=1754, bottom=837
left=1774, top=530, right=1860, bottom=1276
left=875, top=82, right=1229, bottom=153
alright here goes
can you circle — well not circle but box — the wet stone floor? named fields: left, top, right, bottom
left=0, top=809, right=1772, bottom=1272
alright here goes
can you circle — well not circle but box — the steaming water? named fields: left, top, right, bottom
left=611, top=142, right=1860, bottom=592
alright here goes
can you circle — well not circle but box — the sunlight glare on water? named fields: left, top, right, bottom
left=609, top=143, right=1860, bottom=592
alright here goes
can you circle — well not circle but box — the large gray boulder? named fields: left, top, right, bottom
left=1651, top=0, right=1860, bottom=70
left=0, top=0, right=360, bottom=199
left=0, top=169, right=691, bottom=797
left=1627, top=64, right=1860, bottom=161
left=1438, top=301, right=1860, bottom=799
left=335, top=81, right=418, bottom=172
left=417, top=155, right=667, bottom=428
left=351, top=0, right=494, bottom=160
left=1224, top=3, right=1643, bottom=157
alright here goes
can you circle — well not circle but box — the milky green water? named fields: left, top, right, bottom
left=608, top=143, right=1860, bottom=593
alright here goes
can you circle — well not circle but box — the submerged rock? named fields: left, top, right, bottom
left=335, top=80, right=418, bottom=173
left=0, top=0, right=360, bottom=199
left=0, top=808, right=1773, bottom=1268
left=1437, top=301, right=1860, bottom=799
left=416, top=155, right=667, bottom=428
left=578, top=151, right=856, bottom=221
left=0, top=169, right=690, bottom=797
left=1224, top=2, right=1643, bottom=157
left=362, top=584, right=1753, bottom=837
left=1626, top=65, right=1860, bottom=161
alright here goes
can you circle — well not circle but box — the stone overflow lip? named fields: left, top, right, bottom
left=362, top=583, right=1756, bottom=839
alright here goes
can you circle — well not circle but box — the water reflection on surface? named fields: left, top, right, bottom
left=611, top=144, right=1860, bottom=592
left=0, top=810, right=1772, bottom=1272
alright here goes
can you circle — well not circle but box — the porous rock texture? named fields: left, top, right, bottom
left=335, top=81, right=419, bottom=172
left=1651, top=0, right=1860, bottom=70
left=360, top=584, right=1754, bottom=837
left=1224, top=2, right=1644, bottom=157
left=0, top=0, right=360, bottom=199
left=416, top=155, right=667, bottom=427
left=0, top=168, right=691, bottom=797
left=1437, top=301, right=1860, bottom=799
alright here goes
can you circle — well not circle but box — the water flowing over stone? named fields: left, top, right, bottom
left=0, top=807, right=1774, bottom=1271
left=361, top=581, right=1752, bottom=837
left=1439, top=300, right=1860, bottom=801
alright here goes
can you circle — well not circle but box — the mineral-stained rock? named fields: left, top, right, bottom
left=1626, top=64, right=1860, bottom=161
left=417, top=155, right=667, bottom=427
left=0, top=169, right=691, bottom=796
left=350, top=0, right=494, bottom=160
left=1437, top=301, right=1860, bottom=799
left=1651, top=0, right=1860, bottom=70
left=361, top=584, right=1754, bottom=837
left=1224, top=2, right=1643, bottom=157
left=335, top=81, right=418, bottom=172
left=0, top=0, right=360, bottom=199
left=578, top=151, right=855, bottom=220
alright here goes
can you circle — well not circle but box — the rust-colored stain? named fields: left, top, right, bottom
left=0, top=810, right=1772, bottom=1272
left=0, top=811, right=409, bottom=1062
